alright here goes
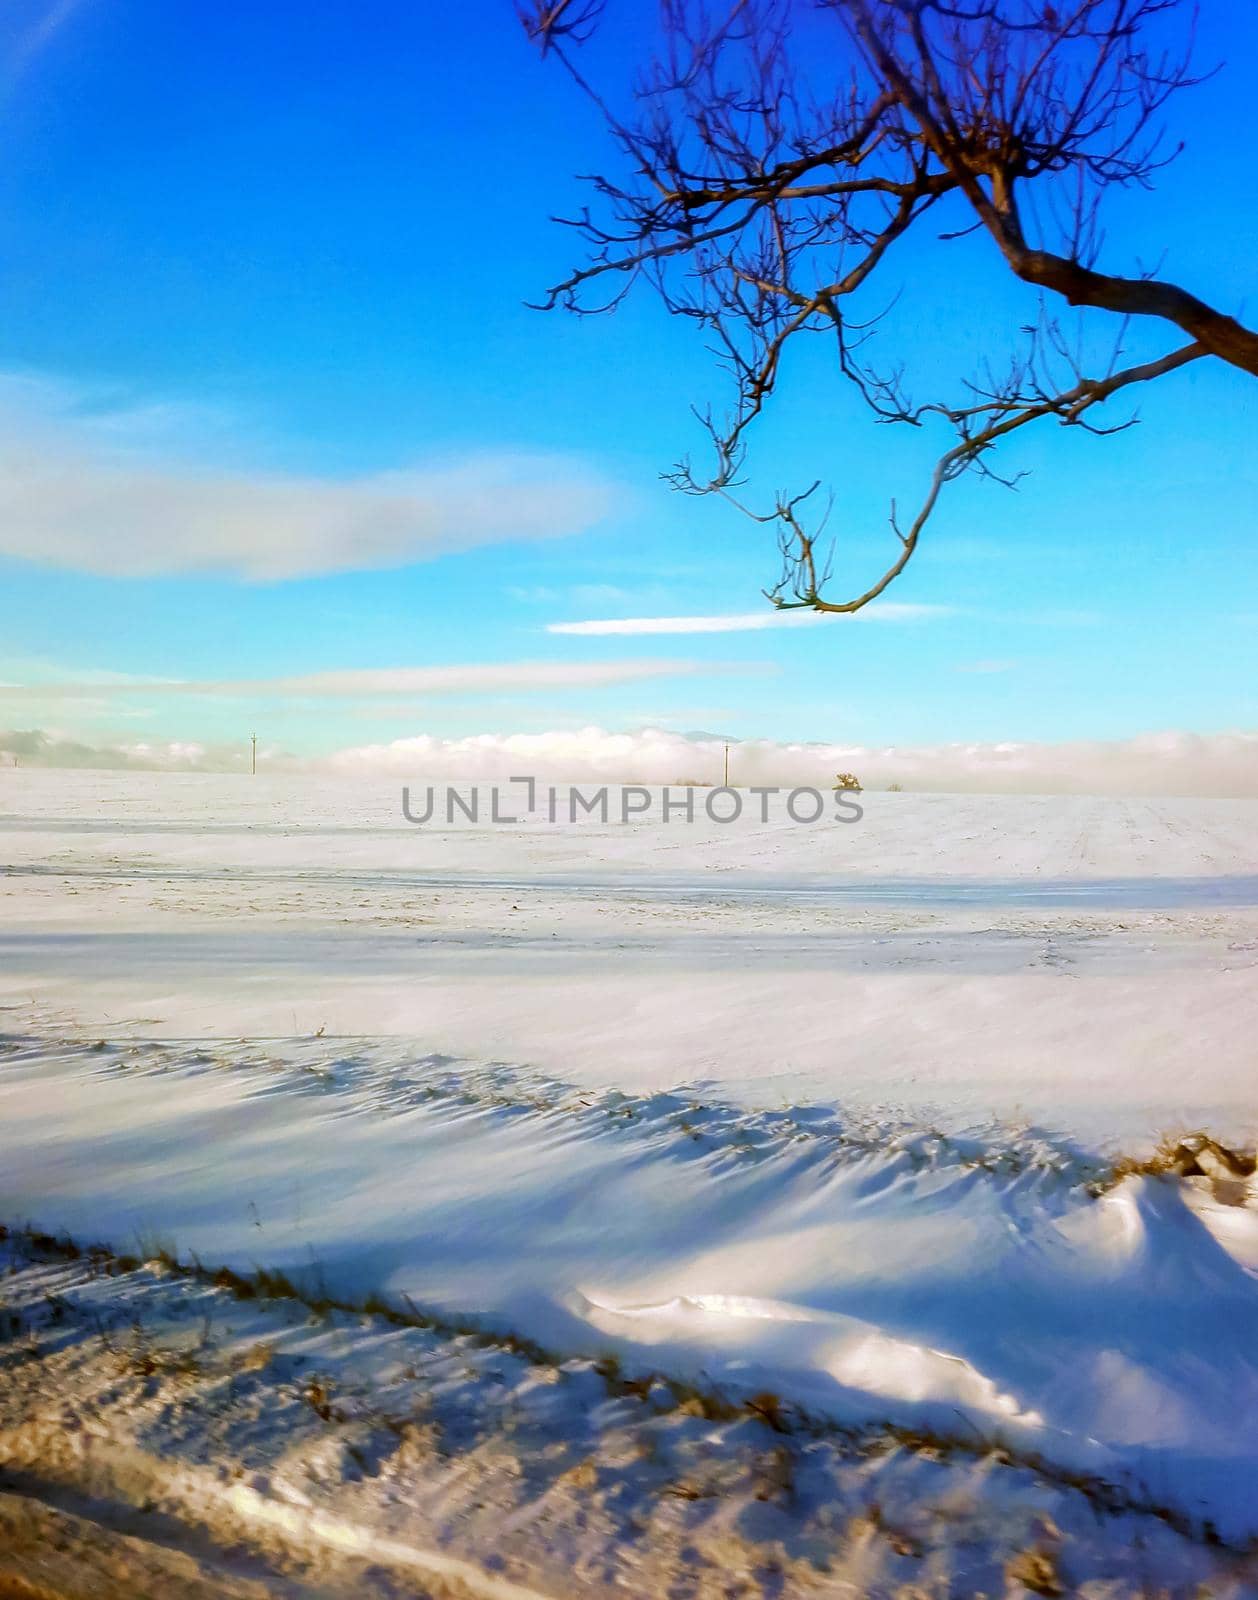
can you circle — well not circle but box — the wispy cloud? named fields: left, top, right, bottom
left=2, top=0, right=91, bottom=96
left=0, top=371, right=614, bottom=579
left=0, top=658, right=735, bottom=701
left=547, top=603, right=951, bottom=636
left=508, top=583, right=637, bottom=606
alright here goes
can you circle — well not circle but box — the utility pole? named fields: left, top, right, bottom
left=723, top=743, right=729, bottom=786
left=250, top=733, right=257, bottom=776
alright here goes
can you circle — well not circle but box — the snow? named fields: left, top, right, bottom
left=3, top=771, right=1256, bottom=1140
left=7, top=1235, right=1255, bottom=1598
left=2, top=769, right=1258, bottom=1589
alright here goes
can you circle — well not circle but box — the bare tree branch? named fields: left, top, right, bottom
left=762, top=331, right=1205, bottom=612
left=521, top=0, right=1253, bottom=613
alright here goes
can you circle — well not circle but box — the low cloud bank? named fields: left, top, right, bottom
left=6, top=724, right=1256, bottom=796
left=0, top=729, right=256, bottom=771
left=328, top=726, right=1258, bottom=796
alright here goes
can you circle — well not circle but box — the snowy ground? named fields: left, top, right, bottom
left=2, top=770, right=1257, bottom=1595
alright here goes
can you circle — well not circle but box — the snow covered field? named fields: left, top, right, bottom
left=2, top=770, right=1257, bottom=1596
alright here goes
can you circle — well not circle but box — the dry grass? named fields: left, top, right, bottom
left=0, top=1219, right=1242, bottom=1551
left=1006, top=1542, right=1065, bottom=1596
left=1097, top=1131, right=1256, bottom=1195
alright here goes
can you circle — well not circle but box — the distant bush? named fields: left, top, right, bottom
left=888, top=782, right=903, bottom=792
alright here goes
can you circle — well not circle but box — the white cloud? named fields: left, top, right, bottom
left=7, top=722, right=1256, bottom=794
left=0, top=371, right=613, bottom=578
left=0, top=659, right=720, bottom=700
left=547, top=603, right=950, bottom=635
left=0, top=728, right=234, bottom=771
left=325, top=726, right=1258, bottom=797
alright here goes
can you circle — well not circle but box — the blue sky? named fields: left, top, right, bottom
left=0, top=0, right=1255, bottom=765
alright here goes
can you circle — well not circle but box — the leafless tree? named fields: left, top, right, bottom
left=519, top=0, right=1255, bottom=613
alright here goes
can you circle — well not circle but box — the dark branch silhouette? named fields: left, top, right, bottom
left=520, top=0, right=1253, bottom=613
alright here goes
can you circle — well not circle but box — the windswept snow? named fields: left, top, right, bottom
left=3, top=1033, right=1258, bottom=1546
left=2, top=771, right=1257, bottom=1593
left=6, top=1227, right=1258, bottom=1599
left=3, top=774, right=1257, bottom=1140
